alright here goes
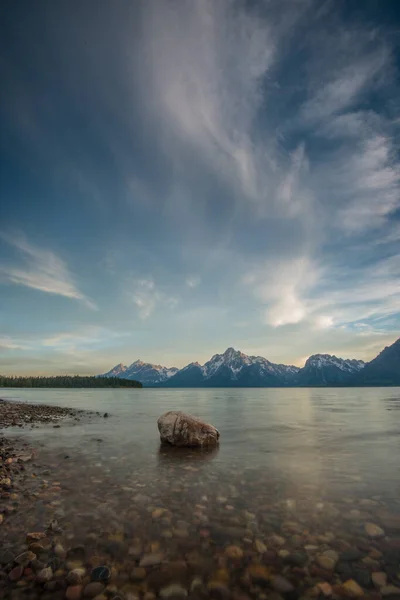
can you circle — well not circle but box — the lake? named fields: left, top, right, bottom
left=1, top=387, right=400, bottom=598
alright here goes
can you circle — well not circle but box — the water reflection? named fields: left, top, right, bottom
left=157, top=443, right=219, bottom=465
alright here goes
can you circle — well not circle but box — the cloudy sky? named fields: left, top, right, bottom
left=1, top=0, right=399, bottom=375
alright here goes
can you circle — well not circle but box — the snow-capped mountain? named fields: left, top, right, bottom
left=101, top=339, right=399, bottom=387
left=102, top=360, right=178, bottom=385
left=163, top=348, right=300, bottom=387
left=296, top=354, right=365, bottom=385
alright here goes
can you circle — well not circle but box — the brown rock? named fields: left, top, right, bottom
left=372, top=573, right=387, bottom=589
left=131, top=567, right=146, bottom=581
left=157, top=411, right=219, bottom=447
left=84, top=582, right=105, bottom=597
left=9, top=565, right=24, bottom=581
left=342, top=579, right=364, bottom=597
left=66, top=585, right=83, bottom=600
left=224, top=545, right=243, bottom=559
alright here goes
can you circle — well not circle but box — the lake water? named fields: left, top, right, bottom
left=2, top=387, right=400, bottom=598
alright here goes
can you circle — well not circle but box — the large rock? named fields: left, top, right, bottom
left=157, top=411, right=219, bottom=447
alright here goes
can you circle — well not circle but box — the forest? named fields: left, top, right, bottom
left=0, top=375, right=142, bottom=388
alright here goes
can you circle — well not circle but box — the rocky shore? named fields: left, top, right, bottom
left=0, top=398, right=96, bottom=429
left=1, top=400, right=400, bottom=600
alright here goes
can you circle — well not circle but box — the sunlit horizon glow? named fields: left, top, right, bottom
left=1, top=1, right=399, bottom=376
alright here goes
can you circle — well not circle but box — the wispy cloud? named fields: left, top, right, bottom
left=186, top=276, right=200, bottom=289
left=0, top=233, right=96, bottom=309
left=130, top=278, right=178, bottom=319
left=245, top=254, right=400, bottom=331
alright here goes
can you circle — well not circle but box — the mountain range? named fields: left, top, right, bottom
left=101, top=338, right=400, bottom=387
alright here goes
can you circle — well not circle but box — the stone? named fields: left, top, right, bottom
left=285, top=552, right=308, bottom=567
left=9, top=565, right=24, bottom=581
left=131, top=567, right=146, bottom=580
left=159, top=583, right=188, bottom=598
left=340, top=549, right=365, bottom=562
left=317, top=583, right=333, bottom=597
left=14, top=551, right=36, bottom=566
left=66, top=585, right=84, bottom=600
left=36, top=567, right=53, bottom=583
left=255, top=540, right=267, bottom=553
left=207, top=581, right=231, bottom=599
left=157, top=411, right=219, bottom=447
left=67, top=568, right=86, bottom=584
left=26, top=532, right=47, bottom=543
left=342, top=579, right=364, bottom=597
left=317, top=553, right=337, bottom=571
left=224, top=545, right=243, bottom=559
left=139, top=553, right=164, bottom=567
left=372, top=573, right=387, bottom=589
left=84, top=581, right=105, bottom=597
left=365, top=523, right=385, bottom=538
left=247, top=565, right=271, bottom=583
left=271, top=575, right=294, bottom=593
left=90, top=566, right=110, bottom=582
left=381, top=586, right=400, bottom=597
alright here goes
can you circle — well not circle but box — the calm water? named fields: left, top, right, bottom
left=1, top=387, right=400, bottom=598
left=2, top=387, right=400, bottom=497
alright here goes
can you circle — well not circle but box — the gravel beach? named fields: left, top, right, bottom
left=1, top=398, right=400, bottom=600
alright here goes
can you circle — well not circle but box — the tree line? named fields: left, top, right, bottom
left=0, top=375, right=142, bottom=388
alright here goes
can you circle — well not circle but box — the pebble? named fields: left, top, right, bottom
left=317, top=582, right=333, bottom=597
left=159, top=583, right=188, bottom=598
left=247, top=565, right=271, bottom=583
left=271, top=575, right=294, bottom=593
left=381, top=586, right=400, bottom=597
left=66, top=585, right=84, bottom=600
left=317, top=554, right=337, bottom=571
left=342, top=579, right=364, bottom=597
left=372, top=572, right=387, bottom=589
left=67, top=568, right=86, bottom=584
left=14, top=550, right=36, bottom=566
left=36, top=567, right=53, bottom=583
left=90, top=566, right=110, bottom=582
left=131, top=567, right=146, bottom=580
left=365, top=523, right=385, bottom=538
left=224, top=545, right=244, bottom=559
left=255, top=539, right=267, bottom=553
left=139, top=553, right=164, bottom=567
left=84, top=581, right=105, bottom=597
left=8, top=565, right=24, bottom=581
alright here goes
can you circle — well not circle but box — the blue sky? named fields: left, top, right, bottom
left=1, top=0, right=399, bottom=375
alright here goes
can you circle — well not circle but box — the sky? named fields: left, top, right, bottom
left=1, top=0, right=400, bottom=375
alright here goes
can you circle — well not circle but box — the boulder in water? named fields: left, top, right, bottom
left=157, top=411, right=219, bottom=447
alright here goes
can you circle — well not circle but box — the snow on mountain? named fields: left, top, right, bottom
left=164, top=347, right=300, bottom=387
left=305, top=354, right=365, bottom=372
left=101, top=340, right=400, bottom=387
left=102, top=360, right=178, bottom=385
left=297, top=353, right=365, bottom=385
left=102, top=363, right=128, bottom=378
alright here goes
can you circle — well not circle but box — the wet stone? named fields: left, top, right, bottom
left=8, top=565, right=24, bottom=581
left=90, top=566, right=110, bottom=582
left=159, top=583, right=188, bottom=598
left=381, top=586, right=400, bottom=597
left=66, top=586, right=84, bottom=600
left=84, top=581, right=105, bottom=597
left=340, top=549, right=365, bottom=562
left=139, top=553, right=164, bottom=567
left=342, top=579, right=364, bottom=598
left=372, top=572, right=387, bottom=589
left=36, top=566, right=53, bottom=583
left=271, top=575, right=295, bottom=593
left=284, top=552, right=308, bottom=567
left=365, top=523, right=385, bottom=538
